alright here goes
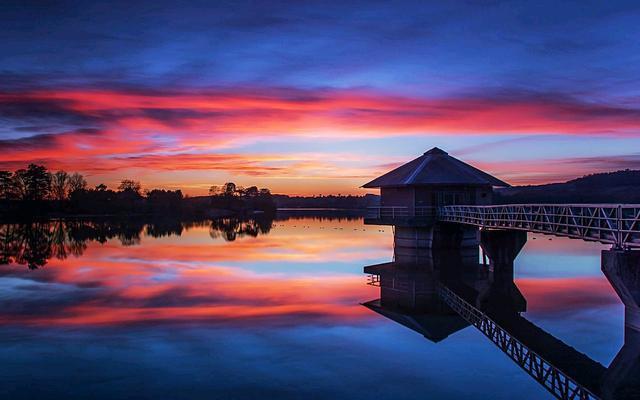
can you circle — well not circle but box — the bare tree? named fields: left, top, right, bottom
left=11, top=170, right=27, bottom=200
left=68, top=173, right=87, bottom=194
left=0, top=171, right=14, bottom=200
left=51, top=170, right=69, bottom=201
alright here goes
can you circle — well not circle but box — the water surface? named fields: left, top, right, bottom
left=0, top=216, right=624, bottom=399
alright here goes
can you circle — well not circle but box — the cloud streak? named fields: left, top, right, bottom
left=2, top=86, right=640, bottom=192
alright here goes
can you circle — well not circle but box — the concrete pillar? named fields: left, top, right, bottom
left=477, top=229, right=528, bottom=313
left=602, top=249, right=640, bottom=333
left=480, top=229, right=527, bottom=270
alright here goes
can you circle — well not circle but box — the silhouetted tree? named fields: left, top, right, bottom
left=223, top=182, right=236, bottom=196
left=11, top=169, right=28, bottom=200
left=209, top=185, right=221, bottom=196
left=51, top=170, right=69, bottom=201
left=244, top=186, right=259, bottom=198
left=16, top=164, right=51, bottom=201
left=118, top=179, right=142, bottom=195
left=68, top=172, right=87, bottom=194
left=0, top=171, right=14, bottom=200
left=146, top=189, right=183, bottom=215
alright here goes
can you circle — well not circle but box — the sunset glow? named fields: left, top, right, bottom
left=3, top=2, right=640, bottom=194
left=2, top=3, right=637, bottom=399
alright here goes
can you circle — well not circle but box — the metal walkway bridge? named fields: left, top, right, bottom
left=367, top=204, right=640, bottom=249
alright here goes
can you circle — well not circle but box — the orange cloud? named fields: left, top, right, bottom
left=2, top=87, right=639, bottom=193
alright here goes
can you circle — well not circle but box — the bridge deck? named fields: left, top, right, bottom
left=368, top=204, right=640, bottom=249
left=438, top=204, right=640, bottom=249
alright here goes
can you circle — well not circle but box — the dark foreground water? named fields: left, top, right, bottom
left=0, top=216, right=627, bottom=399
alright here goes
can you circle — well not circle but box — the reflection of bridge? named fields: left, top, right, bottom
left=438, top=284, right=600, bottom=400
left=362, top=230, right=640, bottom=400
left=366, top=204, right=640, bottom=249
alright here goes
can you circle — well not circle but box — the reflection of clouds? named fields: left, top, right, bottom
left=95, top=223, right=391, bottom=264
left=517, top=277, right=620, bottom=315
left=522, top=234, right=607, bottom=255
left=0, top=219, right=382, bottom=327
left=0, top=276, right=100, bottom=317
left=0, top=219, right=618, bottom=330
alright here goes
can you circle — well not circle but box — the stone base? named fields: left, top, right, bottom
left=393, top=224, right=480, bottom=267
left=394, top=223, right=479, bottom=250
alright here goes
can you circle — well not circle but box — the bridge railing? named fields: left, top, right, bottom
left=438, top=284, right=600, bottom=400
left=438, top=204, right=640, bottom=249
left=366, top=206, right=436, bottom=219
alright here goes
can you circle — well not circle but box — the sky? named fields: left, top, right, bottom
left=1, top=0, right=640, bottom=195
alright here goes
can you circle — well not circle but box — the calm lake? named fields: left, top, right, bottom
left=0, top=214, right=626, bottom=399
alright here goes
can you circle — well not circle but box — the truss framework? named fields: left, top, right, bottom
left=438, top=284, right=600, bottom=400
left=438, top=204, right=640, bottom=249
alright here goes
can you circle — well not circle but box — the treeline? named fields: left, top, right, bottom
left=273, top=193, right=380, bottom=209
left=206, top=182, right=276, bottom=214
left=0, top=164, right=275, bottom=218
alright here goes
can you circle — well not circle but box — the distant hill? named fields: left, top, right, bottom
left=495, top=170, right=640, bottom=204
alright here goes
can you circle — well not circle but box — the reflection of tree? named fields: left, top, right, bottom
left=115, top=221, right=144, bottom=246
left=0, top=223, right=53, bottom=269
left=19, top=223, right=52, bottom=269
left=208, top=217, right=273, bottom=241
left=0, top=215, right=275, bottom=268
left=146, top=220, right=184, bottom=238
left=0, top=220, right=144, bottom=269
left=0, top=224, right=22, bottom=265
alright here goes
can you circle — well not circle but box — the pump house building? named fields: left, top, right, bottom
left=363, top=147, right=509, bottom=226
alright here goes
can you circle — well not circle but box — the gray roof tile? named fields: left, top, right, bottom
left=363, top=147, right=509, bottom=188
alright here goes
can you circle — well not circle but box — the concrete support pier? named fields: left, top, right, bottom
left=477, top=229, right=528, bottom=313
left=602, top=249, right=640, bottom=333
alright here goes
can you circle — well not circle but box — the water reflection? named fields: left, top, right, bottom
left=0, top=217, right=276, bottom=269
left=0, top=216, right=631, bottom=399
left=363, top=231, right=639, bottom=400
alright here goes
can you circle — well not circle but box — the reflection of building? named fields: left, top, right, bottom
left=363, top=261, right=468, bottom=342
left=364, top=230, right=640, bottom=400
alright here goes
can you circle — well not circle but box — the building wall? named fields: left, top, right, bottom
left=380, top=185, right=494, bottom=209
left=474, top=186, right=493, bottom=205
left=380, top=187, right=415, bottom=209
left=414, top=185, right=493, bottom=206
